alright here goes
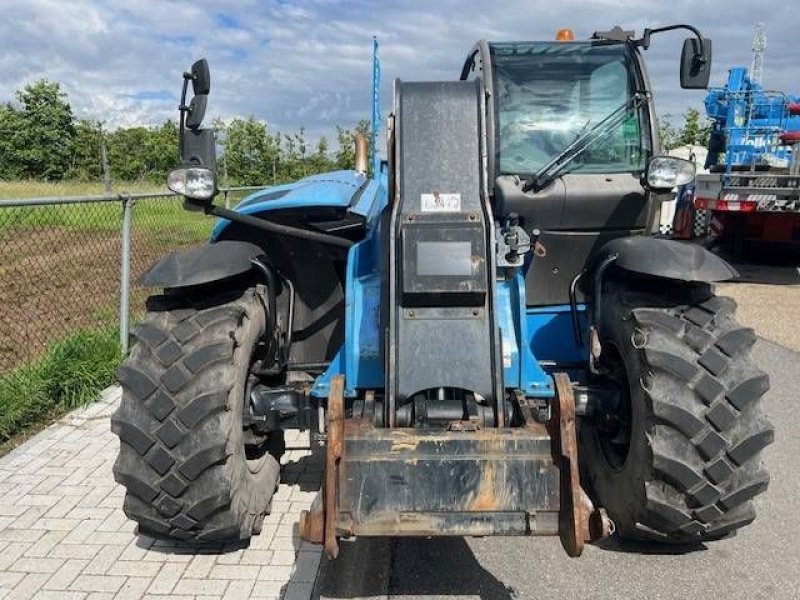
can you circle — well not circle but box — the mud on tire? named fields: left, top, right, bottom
left=580, top=281, right=774, bottom=543
left=112, top=286, right=281, bottom=542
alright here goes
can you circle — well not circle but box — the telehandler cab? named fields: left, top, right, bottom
left=112, top=24, right=773, bottom=557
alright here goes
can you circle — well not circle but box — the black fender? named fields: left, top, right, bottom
left=140, top=240, right=264, bottom=288
left=572, top=237, right=737, bottom=350
left=593, top=237, right=737, bottom=282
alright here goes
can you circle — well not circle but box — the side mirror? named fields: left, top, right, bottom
left=680, top=37, right=712, bottom=89
left=182, top=129, right=216, bottom=171
left=173, top=129, right=217, bottom=209
left=646, top=156, right=695, bottom=190
left=185, top=94, right=207, bottom=130
left=191, top=59, right=210, bottom=95
left=176, top=58, right=217, bottom=200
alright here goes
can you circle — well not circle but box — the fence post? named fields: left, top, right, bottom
left=224, top=189, right=230, bottom=209
left=101, top=134, right=112, bottom=193
left=119, top=194, right=133, bottom=355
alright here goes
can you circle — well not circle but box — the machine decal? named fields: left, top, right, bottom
left=421, top=191, right=461, bottom=212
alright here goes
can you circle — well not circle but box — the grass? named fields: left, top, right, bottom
left=0, top=180, right=165, bottom=199
left=0, top=180, right=210, bottom=240
left=0, top=179, right=267, bottom=449
left=0, top=327, right=120, bottom=447
left=0, top=180, right=256, bottom=241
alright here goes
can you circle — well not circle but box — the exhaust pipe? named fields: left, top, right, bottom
left=355, top=133, right=368, bottom=174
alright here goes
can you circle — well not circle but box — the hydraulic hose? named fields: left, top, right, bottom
left=207, top=204, right=354, bottom=249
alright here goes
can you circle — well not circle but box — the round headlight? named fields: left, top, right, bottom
left=168, top=167, right=216, bottom=201
left=647, top=156, right=696, bottom=190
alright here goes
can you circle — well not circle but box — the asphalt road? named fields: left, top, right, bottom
left=716, top=259, right=800, bottom=353
left=315, top=339, right=800, bottom=600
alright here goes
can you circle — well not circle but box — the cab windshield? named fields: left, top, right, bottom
left=491, top=42, right=646, bottom=176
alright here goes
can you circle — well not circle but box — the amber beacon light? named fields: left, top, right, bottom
left=555, top=28, right=575, bottom=41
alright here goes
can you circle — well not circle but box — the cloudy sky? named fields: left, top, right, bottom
left=0, top=0, right=796, bottom=143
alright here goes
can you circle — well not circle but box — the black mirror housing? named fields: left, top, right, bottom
left=680, top=37, right=712, bottom=89
left=181, top=128, right=216, bottom=172
left=186, top=94, right=208, bottom=130
left=191, top=59, right=211, bottom=95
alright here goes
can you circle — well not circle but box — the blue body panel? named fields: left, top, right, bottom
left=211, top=170, right=384, bottom=240
left=496, top=268, right=589, bottom=397
left=214, top=167, right=590, bottom=400
left=528, top=306, right=589, bottom=365
left=497, top=270, right=559, bottom=397
left=311, top=243, right=589, bottom=399
left=311, top=232, right=384, bottom=398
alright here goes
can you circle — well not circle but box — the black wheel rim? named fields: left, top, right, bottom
left=242, top=329, right=275, bottom=468
left=595, top=343, right=633, bottom=471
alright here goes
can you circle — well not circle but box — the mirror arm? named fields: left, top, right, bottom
left=639, top=24, right=706, bottom=59
left=178, top=77, right=191, bottom=161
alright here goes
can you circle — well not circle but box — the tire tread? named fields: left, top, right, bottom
left=632, top=294, right=773, bottom=539
left=112, top=289, right=279, bottom=543
left=588, top=289, right=773, bottom=543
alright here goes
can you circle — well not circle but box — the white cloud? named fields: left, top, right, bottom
left=0, top=0, right=796, bottom=142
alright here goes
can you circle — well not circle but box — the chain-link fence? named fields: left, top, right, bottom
left=0, top=187, right=263, bottom=375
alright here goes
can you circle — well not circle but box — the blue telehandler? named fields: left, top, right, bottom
left=112, top=24, right=773, bottom=557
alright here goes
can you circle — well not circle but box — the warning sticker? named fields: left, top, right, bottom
left=421, top=192, right=461, bottom=212
left=502, top=346, right=512, bottom=368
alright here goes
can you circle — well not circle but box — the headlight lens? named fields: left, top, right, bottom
left=168, top=167, right=216, bottom=200
left=647, top=156, right=696, bottom=190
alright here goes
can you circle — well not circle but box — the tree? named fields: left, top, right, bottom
left=679, top=108, right=712, bottom=147
left=0, top=103, right=24, bottom=179
left=3, top=80, right=75, bottom=180
left=658, top=115, right=680, bottom=151
left=0, top=75, right=372, bottom=184
left=223, top=117, right=280, bottom=185
left=310, top=136, right=333, bottom=173
left=106, top=127, right=149, bottom=180
left=67, top=119, right=103, bottom=181
left=282, top=132, right=300, bottom=181
left=334, top=126, right=355, bottom=170
left=679, top=108, right=700, bottom=146
left=295, top=126, right=308, bottom=177
left=143, top=120, right=180, bottom=180
left=279, top=126, right=310, bottom=180
left=213, top=117, right=230, bottom=186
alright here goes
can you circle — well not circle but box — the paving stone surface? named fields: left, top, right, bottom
left=0, top=387, right=324, bottom=600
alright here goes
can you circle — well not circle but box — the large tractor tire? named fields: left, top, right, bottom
left=112, top=286, right=281, bottom=542
left=580, top=281, right=774, bottom=543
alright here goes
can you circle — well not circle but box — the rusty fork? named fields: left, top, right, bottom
left=301, top=373, right=612, bottom=559
left=299, top=374, right=345, bottom=558
left=553, top=372, right=614, bottom=556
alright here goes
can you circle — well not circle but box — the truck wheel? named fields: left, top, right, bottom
left=580, top=282, right=774, bottom=543
left=112, top=287, right=281, bottom=542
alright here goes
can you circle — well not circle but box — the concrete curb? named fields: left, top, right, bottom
left=312, top=538, right=392, bottom=600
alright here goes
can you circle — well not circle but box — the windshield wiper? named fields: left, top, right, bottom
left=522, top=94, right=644, bottom=193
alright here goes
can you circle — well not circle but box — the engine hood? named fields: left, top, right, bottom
left=211, top=169, right=383, bottom=240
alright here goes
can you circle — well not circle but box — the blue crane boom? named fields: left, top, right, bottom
left=695, top=65, right=800, bottom=254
